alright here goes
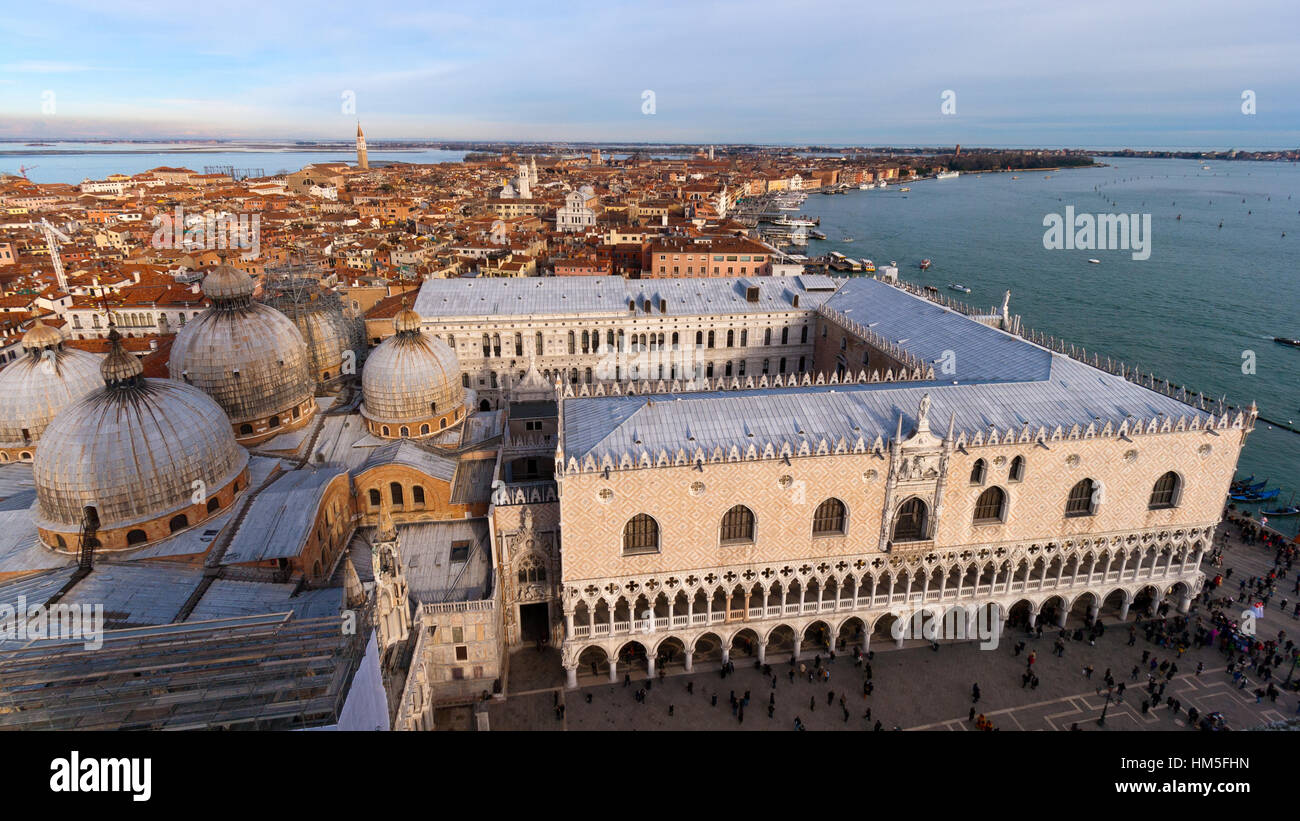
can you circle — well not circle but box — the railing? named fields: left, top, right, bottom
left=573, top=624, right=591, bottom=638
left=748, top=607, right=763, bottom=619
left=654, top=617, right=668, bottom=630
left=692, top=613, right=707, bottom=626
left=672, top=615, right=688, bottom=628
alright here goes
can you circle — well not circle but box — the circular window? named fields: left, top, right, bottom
left=597, top=488, right=614, bottom=503
left=779, top=475, right=794, bottom=489
left=1198, top=443, right=1212, bottom=457
left=992, top=456, right=1007, bottom=467
left=1123, top=449, right=1138, bottom=464
left=1065, top=454, right=1081, bottom=468
left=863, top=469, right=878, bottom=481
left=689, top=481, right=705, bottom=497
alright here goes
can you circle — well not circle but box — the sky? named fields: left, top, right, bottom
left=1, top=0, right=1298, bottom=149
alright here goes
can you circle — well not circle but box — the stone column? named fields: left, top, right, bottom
left=1027, top=610, right=1037, bottom=629
left=721, top=646, right=730, bottom=665
left=565, top=666, right=578, bottom=689
left=684, top=652, right=694, bottom=673
left=1057, top=607, right=1068, bottom=628
left=1088, top=603, right=1100, bottom=622
left=757, top=641, right=766, bottom=664
left=791, top=632, right=801, bottom=661
left=1118, top=600, right=1131, bottom=621
left=1178, top=592, right=1192, bottom=614
left=860, top=630, right=870, bottom=652
left=608, top=659, right=618, bottom=683
left=646, top=654, right=656, bottom=678
left=564, top=608, right=575, bottom=638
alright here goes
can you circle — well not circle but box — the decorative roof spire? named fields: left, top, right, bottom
left=101, top=327, right=143, bottom=388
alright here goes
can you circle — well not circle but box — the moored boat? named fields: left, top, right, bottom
left=947, top=283, right=971, bottom=293
left=919, top=259, right=932, bottom=270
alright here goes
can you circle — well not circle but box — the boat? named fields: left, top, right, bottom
left=1232, top=474, right=1255, bottom=486
left=1088, top=259, right=1101, bottom=264
left=919, top=259, right=932, bottom=270
left=1274, top=337, right=1300, bottom=347
left=877, top=181, right=887, bottom=189
left=861, top=259, right=876, bottom=273
left=899, top=187, right=911, bottom=192
left=948, top=283, right=971, bottom=293
left=1261, top=503, right=1300, bottom=517
left=936, top=170, right=959, bottom=180
left=840, top=237, right=854, bottom=243
left=1230, top=488, right=1281, bottom=502
left=859, top=183, right=871, bottom=190
left=774, top=215, right=818, bottom=227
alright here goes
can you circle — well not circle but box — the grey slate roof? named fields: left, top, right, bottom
left=221, top=465, right=348, bottom=565
left=57, top=562, right=205, bottom=628
left=187, top=579, right=343, bottom=621
left=357, top=439, right=457, bottom=480
left=413, top=274, right=836, bottom=320
left=393, top=518, right=492, bottom=604
left=563, top=278, right=1211, bottom=463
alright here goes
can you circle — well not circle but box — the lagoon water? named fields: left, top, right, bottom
left=0, top=142, right=468, bottom=183
left=803, top=158, right=1300, bottom=534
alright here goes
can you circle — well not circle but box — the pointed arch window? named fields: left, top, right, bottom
left=813, top=498, right=847, bottom=535
left=893, top=498, right=928, bottom=542
left=1066, top=478, right=1098, bottom=517
left=1009, top=455, right=1025, bottom=482
left=973, top=487, right=1007, bottom=524
left=623, top=514, right=659, bottom=555
left=970, top=458, right=987, bottom=485
left=1148, top=471, right=1181, bottom=509
left=720, top=505, right=755, bottom=544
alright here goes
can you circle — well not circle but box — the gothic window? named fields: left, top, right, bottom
left=1066, top=478, right=1097, bottom=517
left=623, top=514, right=659, bottom=555
left=892, top=498, right=927, bottom=542
left=813, top=498, right=847, bottom=535
left=970, top=459, right=987, bottom=485
left=1009, top=455, right=1026, bottom=482
left=1149, top=472, right=1181, bottom=509
left=720, top=505, right=755, bottom=544
left=801, top=326, right=809, bottom=343
left=973, top=487, right=1007, bottom=524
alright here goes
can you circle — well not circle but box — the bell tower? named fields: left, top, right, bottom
left=356, top=122, right=369, bottom=170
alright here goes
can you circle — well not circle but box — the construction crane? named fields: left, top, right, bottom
left=39, top=218, right=70, bottom=292
left=17, top=165, right=38, bottom=180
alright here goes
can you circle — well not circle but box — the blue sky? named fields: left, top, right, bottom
left=1, top=0, right=1298, bottom=148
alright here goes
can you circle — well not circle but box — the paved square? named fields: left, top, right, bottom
left=490, top=524, right=1300, bottom=731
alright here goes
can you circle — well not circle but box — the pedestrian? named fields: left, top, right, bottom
left=1195, top=661, right=1203, bottom=677
left=969, top=706, right=976, bottom=722
left=827, top=690, right=835, bottom=706
left=768, top=704, right=774, bottom=719
left=669, top=704, right=674, bottom=717
left=810, top=696, right=815, bottom=711
left=711, top=693, right=717, bottom=708
left=972, top=683, right=981, bottom=703
left=586, top=693, right=592, bottom=704
left=770, top=691, right=775, bottom=706
left=624, top=673, right=630, bottom=688
left=1084, top=665, right=1094, bottom=679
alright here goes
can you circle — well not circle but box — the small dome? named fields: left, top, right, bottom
left=34, top=333, right=248, bottom=537
left=201, top=264, right=256, bottom=302
left=22, top=320, right=64, bottom=351
left=101, top=332, right=143, bottom=384
left=393, top=301, right=422, bottom=334
left=362, top=323, right=462, bottom=427
left=0, top=330, right=101, bottom=447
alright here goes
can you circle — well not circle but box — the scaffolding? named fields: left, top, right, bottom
left=204, top=165, right=266, bottom=182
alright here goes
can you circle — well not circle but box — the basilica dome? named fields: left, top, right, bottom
left=260, top=276, right=356, bottom=386
left=361, top=305, right=465, bottom=438
left=0, top=321, right=102, bottom=459
left=169, top=264, right=317, bottom=444
left=33, top=330, right=249, bottom=552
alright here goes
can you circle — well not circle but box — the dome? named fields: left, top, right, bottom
left=361, top=310, right=463, bottom=431
left=170, top=267, right=315, bottom=436
left=200, top=263, right=256, bottom=302
left=260, top=280, right=355, bottom=385
left=34, top=331, right=248, bottom=544
left=0, top=323, right=102, bottom=449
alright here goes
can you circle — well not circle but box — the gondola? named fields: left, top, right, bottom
left=1260, top=505, right=1300, bottom=517
left=1231, top=474, right=1254, bottom=487
left=1229, top=488, right=1281, bottom=502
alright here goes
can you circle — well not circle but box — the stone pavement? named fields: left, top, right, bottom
left=488, top=523, right=1300, bottom=731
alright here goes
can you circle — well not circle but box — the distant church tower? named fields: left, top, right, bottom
left=372, top=498, right=410, bottom=661
left=517, top=162, right=531, bottom=199
left=356, top=122, right=369, bottom=170
left=529, top=155, right=538, bottom=186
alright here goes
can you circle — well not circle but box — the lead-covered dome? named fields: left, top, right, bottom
left=34, top=330, right=249, bottom=551
left=169, top=264, right=316, bottom=443
left=361, top=305, right=464, bottom=438
left=260, top=276, right=356, bottom=386
left=0, top=321, right=102, bottom=456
